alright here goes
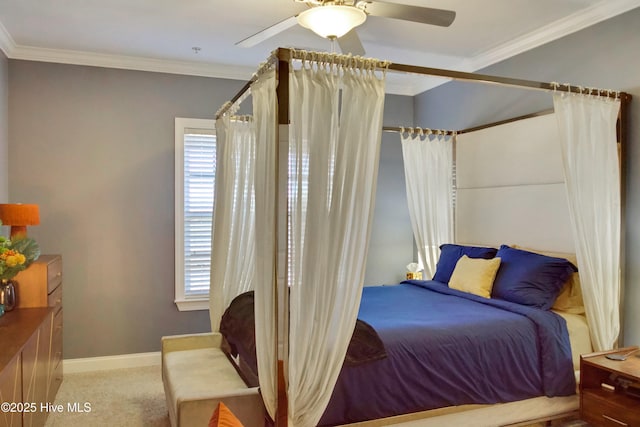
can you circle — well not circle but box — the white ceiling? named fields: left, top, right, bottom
left=1, top=0, right=639, bottom=95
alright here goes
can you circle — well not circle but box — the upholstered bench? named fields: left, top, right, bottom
left=161, top=332, right=265, bottom=427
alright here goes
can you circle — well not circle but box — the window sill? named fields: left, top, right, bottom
left=175, top=298, right=209, bottom=311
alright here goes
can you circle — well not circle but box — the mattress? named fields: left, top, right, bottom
left=553, top=310, right=592, bottom=370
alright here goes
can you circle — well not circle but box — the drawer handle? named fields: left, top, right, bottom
left=55, top=325, right=62, bottom=331
left=56, top=272, right=62, bottom=277
left=603, top=415, right=628, bottom=426
left=56, top=298, right=62, bottom=304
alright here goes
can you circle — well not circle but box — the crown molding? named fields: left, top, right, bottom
left=9, top=43, right=418, bottom=95
left=468, top=0, right=640, bottom=72
left=8, top=44, right=256, bottom=81
left=0, top=21, right=16, bottom=57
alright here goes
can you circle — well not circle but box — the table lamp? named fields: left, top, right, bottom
left=0, top=204, right=40, bottom=239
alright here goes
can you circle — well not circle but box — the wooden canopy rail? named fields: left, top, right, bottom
left=215, top=46, right=632, bottom=427
left=216, top=47, right=630, bottom=120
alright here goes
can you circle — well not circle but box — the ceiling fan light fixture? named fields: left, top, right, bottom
left=297, top=5, right=366, bottom=39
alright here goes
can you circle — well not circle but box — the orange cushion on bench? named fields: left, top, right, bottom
left=209, top=402, right=244, bottom=427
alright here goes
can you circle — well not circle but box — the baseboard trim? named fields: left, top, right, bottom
left=63, top=351, right=161, bottom=374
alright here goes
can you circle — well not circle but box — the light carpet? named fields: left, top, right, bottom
left=44, top=365, right=170, bottom=427
left=43, top=365, right=589, bottom=427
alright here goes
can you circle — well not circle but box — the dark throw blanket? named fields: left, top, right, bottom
left=219, top=290, right=387, bottom=376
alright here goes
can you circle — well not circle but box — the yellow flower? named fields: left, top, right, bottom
left=5, top=255, right=18, bottom=267
left=16, top=254, right=26, bottom=264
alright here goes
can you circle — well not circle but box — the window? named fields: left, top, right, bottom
left=175, top=118, right=216, bottom=311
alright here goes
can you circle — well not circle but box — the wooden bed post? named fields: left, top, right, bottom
left=618, top=92, right=632, bottom=347
left=274, top=48, right=290, bottom=427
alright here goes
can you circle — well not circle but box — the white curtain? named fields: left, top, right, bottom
left=401, top=132, right=454, bottom=278
left=288, top=60, right=386, bottom=427
left=209, top=115, right=256, bottom=332
left=251, top=70, right=278, bottom=420
left=553, top=93, right=621, bottom=351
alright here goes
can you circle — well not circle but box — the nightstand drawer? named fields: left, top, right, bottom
left=582, top=390, right=640, bottom=426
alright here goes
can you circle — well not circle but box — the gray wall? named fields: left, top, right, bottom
left=0, top=51, right=7, bottom=201
left=414, top=7, right=640, bottom=346
left=366, top=94, right=414, bottom=286
left=8, top=61, right=414, bottom=358
left=9, top=62, right=244, bottom=358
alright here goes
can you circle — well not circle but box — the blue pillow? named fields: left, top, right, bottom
left=432, top=244, right=498, bottom=284
left=491, top=245, right=577, bottom=310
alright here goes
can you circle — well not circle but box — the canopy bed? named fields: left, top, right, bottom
left=206, top=47, right=631, bottom=427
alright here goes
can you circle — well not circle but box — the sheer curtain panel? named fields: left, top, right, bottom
left=553, top=93, right=621, bottom=351
left=209, top=116, right=256, bottom=332
left=252, top=70, right=278, bottom=420
left=288, top=59, right=386, bottom=427
left=401, top=132, right=454, bottom=278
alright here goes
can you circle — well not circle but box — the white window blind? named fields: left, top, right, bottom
left=183, top=128, right=216, bottom=295
left=175, top=118, right=216, bottom=311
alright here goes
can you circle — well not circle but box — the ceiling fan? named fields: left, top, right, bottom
left=236, top=0, right=456, bottom=56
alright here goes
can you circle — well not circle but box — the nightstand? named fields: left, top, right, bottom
left=580, top=346, right=640, bottom=426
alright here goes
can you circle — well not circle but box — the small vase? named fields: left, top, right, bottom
left=0, top=279, right=17, bottom=311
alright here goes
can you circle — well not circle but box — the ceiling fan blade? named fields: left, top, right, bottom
left=338, top=30, right=365, bottom=56
left=236, top=15, right=299, bottom=48
left=362, top=1, right=456, bottom=27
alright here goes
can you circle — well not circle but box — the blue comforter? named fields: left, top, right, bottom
left=319, top=280, right=575, bottom=426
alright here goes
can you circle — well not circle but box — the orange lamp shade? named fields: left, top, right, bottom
left=0, top=204, right=40, bottom=239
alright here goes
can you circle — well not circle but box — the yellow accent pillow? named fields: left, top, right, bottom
left=449, top=255, right=501, bottom=298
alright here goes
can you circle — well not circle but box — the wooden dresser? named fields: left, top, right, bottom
left=0, top=254, right=63, bottom=427
left=580, top=346, right=640, bottom=427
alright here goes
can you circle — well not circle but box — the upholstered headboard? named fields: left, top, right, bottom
left=454, top=115, right=593, bottom=364
left=454, top=113, right=575, bottom=253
